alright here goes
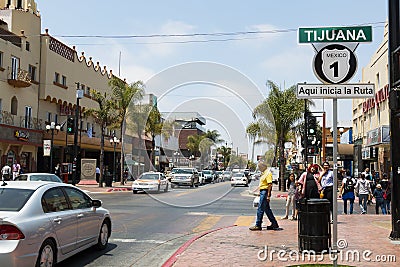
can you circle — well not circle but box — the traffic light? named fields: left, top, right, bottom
left=307, top=145, right=318, bottom=155
left=67, top=116, right=75, bottom=135
left=307, top=115, right=317, bottom=136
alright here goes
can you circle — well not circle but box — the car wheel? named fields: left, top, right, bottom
left=96, top=220, right=110, bottom=250
left=36, top=239, right=56, bottom=267
left=133, top=190, right=138, bottom=194
left=164, top=183, right=169, bottom=192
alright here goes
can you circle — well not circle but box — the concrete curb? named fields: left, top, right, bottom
left=162, top=225, right=236, bottom=267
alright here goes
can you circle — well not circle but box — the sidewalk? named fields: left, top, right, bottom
left=164, top=186, right=400, bottom=267
left=76, top=180, right=132, bottom=193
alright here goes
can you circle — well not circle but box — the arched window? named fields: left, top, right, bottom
left=11, top=96, right=17, bottom=115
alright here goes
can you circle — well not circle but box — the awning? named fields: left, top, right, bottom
left=125, top=159, right=144, bottom=166
left=338, top=144, right=354, bottom=155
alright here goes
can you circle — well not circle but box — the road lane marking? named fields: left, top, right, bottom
left=110, top=238, right=170, bottom=244
left=192, top=215, right=222, bottom=233
left=234, top=216, right=255, bottom=226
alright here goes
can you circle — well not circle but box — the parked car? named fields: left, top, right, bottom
left=132, top=172, right=169, bottom=194
left=14, top=173, right=63, bottom=183
left=231, top=172, right=249, bottom=187
left=0, top=181, right=111, bottom=267
left=201, top=170, right=215, bottom=183
left=170, top=168, right=200, bottom=188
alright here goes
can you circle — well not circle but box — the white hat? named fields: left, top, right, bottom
left=376, top=184, right=382, bottom=189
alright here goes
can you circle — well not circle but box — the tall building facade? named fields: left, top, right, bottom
left=0, top=0, right=142, bottom=178
left=352, top=23, right=390, bottom=177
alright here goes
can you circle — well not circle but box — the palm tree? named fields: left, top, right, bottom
left=109, top=77, right=144, bottom=184
left=145, top=106, right=163, bottom=170
left=217, top=145, right=232, bottom=169
left=126, top=103, right=152, bottom=177
left=83, top=90, right=119, bottom=187
left=254, top=80, right=311, bottom=191
left=246, top=122, right=261, bottom=163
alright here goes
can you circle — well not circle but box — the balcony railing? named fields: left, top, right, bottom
left=8, top=68, right=31, bottom=88
left=0, top=111, right=43, bottom=130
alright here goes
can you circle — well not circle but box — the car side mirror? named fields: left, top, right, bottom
left=92, top=199, right=102, bottom=208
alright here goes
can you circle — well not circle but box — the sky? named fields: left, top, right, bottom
left=36, top=0, right=388, bottom=158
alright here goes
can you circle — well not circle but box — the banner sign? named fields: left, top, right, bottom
left=296, top=83, right=375, bottom=99
left=43, top=140, right=51, bottom=156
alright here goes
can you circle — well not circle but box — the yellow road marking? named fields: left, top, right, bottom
left=192, top=215, right=222, bottom=233
left=234, top=216, right=255, bottom=226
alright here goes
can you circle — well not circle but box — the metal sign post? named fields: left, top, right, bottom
left=297, top=25, right=375, bottom=267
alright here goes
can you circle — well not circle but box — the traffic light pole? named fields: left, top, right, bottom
left=72, top=85, right=83, bottom=186
left=304, top=100, right=308, bottom=166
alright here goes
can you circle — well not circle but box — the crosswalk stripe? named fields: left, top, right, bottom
left=234, top=216, right=255, bottom=226
left=192, top=215, right=222, bottom=233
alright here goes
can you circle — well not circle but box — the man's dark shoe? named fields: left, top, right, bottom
left=249, top=225, right=262, bottom=231
left=266, top=224, right=280, bottom=230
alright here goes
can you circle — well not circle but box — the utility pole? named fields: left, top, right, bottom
left=388, top=0, right=400, bottom=240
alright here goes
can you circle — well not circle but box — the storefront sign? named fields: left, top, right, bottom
left=366, top=126, right=390, bottom=146
left=15, top=130, right=29, bottom=141
left=363, top=84, right=390, bottom=113
left=43, top=140, right=51, bottom=156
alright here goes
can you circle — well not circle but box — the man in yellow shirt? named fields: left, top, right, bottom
left=249, top=161, right=280, bottom=231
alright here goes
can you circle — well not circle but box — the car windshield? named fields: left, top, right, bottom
left=202, top=170, right=212, bottom=174
left=174, top=169, right=192, bottom=174
left=233, top=173, right=244, bottom=177
left=0, top=188, right=34, bottom=211
left=140, top=173, right=160, bottom=180
left=17, top=174, right=62, bottom=182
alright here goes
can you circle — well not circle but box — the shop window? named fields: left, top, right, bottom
left=11, top=96, right=17, bottom=115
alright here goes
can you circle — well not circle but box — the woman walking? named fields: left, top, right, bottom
left=282, top=173, right=296, bottom=220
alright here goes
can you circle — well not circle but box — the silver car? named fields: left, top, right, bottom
left=0, top=181, right=111, bottom=267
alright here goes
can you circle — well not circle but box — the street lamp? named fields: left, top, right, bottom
left=45, top=121, right=61, bottom=173
left=110, top=133, right=120, bottom=183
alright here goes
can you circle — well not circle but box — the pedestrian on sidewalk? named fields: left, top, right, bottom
left=339, top=169, right=356, bottom=214
left=12, top=160, right=21, bottom=180
left=355, top=173, right=371, bottom=214
left=380, top=173, right=391, bottom=214
left=373, top=184, right=387, bottom=214
left=318, top=162, right=334, bottom=213
left=1, top=164, right=11, bottom=181
left=297, top=164, right=322, bottom=199
left=249, top=161, right=280, bottom=231
left=282, top=172, right=296, bottom=220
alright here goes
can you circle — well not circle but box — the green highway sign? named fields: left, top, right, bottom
left=299, top=26, right=372, bottom=43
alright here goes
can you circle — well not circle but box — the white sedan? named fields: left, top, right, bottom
left=231, top=172, right=249, bottom=187
left=0, top=181, right=111, bottom=267
left=132, top=172, right=169, bottom=194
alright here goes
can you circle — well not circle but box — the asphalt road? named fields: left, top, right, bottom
left=56, top=180, right=287, bottom=267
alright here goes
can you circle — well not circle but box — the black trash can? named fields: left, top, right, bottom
left=298, top=198, right=331, bottom=253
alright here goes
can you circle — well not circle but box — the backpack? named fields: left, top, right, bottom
left=344, top=178, right=355, bottom=192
